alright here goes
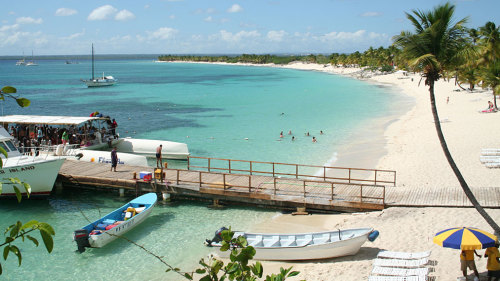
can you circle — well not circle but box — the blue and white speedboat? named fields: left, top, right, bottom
left=73, top=193, right=157, bottom=252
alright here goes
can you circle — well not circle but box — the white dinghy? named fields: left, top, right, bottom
left=206, top=227, right=378, bottom=261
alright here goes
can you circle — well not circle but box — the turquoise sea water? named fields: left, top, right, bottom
left=0, top=59, right=409, bottom=280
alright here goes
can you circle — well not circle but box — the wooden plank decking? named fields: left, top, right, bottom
left=58, top=160, right=500, bottom=211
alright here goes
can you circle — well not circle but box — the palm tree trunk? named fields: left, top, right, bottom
left=429, top=80, right=500, bottom=234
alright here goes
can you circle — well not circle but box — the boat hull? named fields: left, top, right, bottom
left=74, top=193, right=157, bottom=250
left=211, top=228, right=373, bottom=261
left=84, top=80, right=116, bottom=87
left=0, top=158, right=65, bottom=197
left=115, top=138, right=189, bottom=160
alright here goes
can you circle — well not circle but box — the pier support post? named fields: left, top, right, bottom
left=55, top=181, right=63, bottom=194
left=162, top=192, right=170, bottom=201
left=119, top=188, right=125, bottom=197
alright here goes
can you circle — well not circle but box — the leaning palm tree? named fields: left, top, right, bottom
left=393, top=2, right=500, bottom=233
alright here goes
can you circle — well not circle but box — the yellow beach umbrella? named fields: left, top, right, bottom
left=433, top=227, right=497, bottom=250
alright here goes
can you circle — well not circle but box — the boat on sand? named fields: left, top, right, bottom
left=206, top=227, right=378, bottom=261
left=73, top=193, right=157, bottom=252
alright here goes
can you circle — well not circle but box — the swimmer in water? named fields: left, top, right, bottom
left=280, top=131, right=284, bottom=138
left=312, top=137, right=317, bottom=143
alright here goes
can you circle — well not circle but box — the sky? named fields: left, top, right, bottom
left=1, top=0, right=499, bottom=56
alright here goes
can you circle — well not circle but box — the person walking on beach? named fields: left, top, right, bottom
left=461, top=249, right=481, bottom=280
left=485, top=242, right=500, bottom=281
left=110, top=147, right=118, bottom=172
left=156, top=144, right=163, bottom=168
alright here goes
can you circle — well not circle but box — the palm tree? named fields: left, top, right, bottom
left=393, top=3, right=500, bottom=233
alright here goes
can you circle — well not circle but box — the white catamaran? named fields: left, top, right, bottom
left=0, top=115, right=189, bottom=167
left=82, top=44, right=116, bottom=87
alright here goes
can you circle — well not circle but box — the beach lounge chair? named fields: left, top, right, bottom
left=485, top=163, right=500, bottom=168
left=371, top=266, right=429, bottom=277
left=377, top=251, right=431, bottom=260
left=479, top=156, right=500, bottom=163
left=373, top=258, right=429, bottom=268
left=481, top=149, right=500, bottom=156
left=368, top=276, right=427, bottom=281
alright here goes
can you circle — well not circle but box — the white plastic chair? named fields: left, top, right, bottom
left=368, top=276, right=427, bottom=281
left=377, top=251, right=431, bottom=260
left=373, top=258, right=428, bottom=268
left=372, top=266, right=429, bottom=277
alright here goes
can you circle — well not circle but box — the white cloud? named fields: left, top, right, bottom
left=360, top=11, right=382, bottom=17
left=16, top=17, right=43, bottom=24
left=55, top=8, right=77, bottom=16
left=62, top=29, right=85, bottom=40
left=144, top=5, right=150, bottom=9
left=267, top=30, right=287, bottom=42
left=115, top=9, right=135, bottom=21
left=204, top=16, right=213, bottom=22
left=88, top=5, right=118, bottom=21
left=169, top=15, right=176, bottom=20
left=147, top=27, right=178, bottom=40
left=219, top=30, right=260, bottom=42
left=0, top=24, right=19, bottom=32
left=227, top=4, right=243, bottom=13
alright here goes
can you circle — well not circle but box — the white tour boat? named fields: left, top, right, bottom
left=0, top=128, right=64, bottom=197
left=0, top=115, right=189, bottom=166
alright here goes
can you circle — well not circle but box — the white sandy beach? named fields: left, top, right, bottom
left=235, top=62, right=500, bottom=280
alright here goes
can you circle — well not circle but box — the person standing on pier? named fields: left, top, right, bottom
left=156, top=144, right=163, bottom=168
left=111, top=147, right=118, bottom=172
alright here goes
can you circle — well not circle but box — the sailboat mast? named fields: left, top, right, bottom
left=91, top=44, right=95, bottom=80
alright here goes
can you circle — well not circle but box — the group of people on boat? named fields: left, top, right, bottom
left=3, top=115, right=119, bottom=154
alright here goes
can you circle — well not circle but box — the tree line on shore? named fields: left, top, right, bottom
left=159, top=20, right=498, bottom=101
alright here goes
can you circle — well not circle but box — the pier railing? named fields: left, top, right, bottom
left=167, top=168, right=385, bottom=209
left=187, top=156, right=396, bottom=186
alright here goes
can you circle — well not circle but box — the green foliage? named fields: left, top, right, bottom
left=0, top=85, right=55, bottom=276
left=0, top=220, right=56, bottom=275
left=0, top=86, right=30, bottom=108
left=188, top=228, right=300, bottom=281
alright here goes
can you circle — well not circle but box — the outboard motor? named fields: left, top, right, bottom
left=74, top=229, right=91, bottom=253
left=205, top=227, right=228, bottom=246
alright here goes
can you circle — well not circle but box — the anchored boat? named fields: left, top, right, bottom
left=73, top=193, right=157, bottom=252
left=82, top=44, right=116, bottom=87
left=206, top=227, right=378, bottom=261
left=0, top=114, right=189, bottom=166
left=0, top=127, right=64, bottom=197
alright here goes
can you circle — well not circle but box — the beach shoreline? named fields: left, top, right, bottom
left=170, top=60, right=500, bottom=280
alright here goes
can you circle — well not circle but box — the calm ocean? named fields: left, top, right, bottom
left=0, top=59, right=409, bottom=280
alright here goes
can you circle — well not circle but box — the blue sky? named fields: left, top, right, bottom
left=1, top=0, right=498, bottom=55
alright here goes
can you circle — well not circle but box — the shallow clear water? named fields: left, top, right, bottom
left=0, top=59, right=408, bottom=279
left=1, top=189, right=278, bottom=280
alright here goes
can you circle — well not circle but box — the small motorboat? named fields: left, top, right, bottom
left=73, top=193, right=157, bottom=252
left=206, top=227, right=378, bottom=261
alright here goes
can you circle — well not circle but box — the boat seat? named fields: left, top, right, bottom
left=296, top=234, right=312, bottom=247
left=280, top=235, right=296, bottom=247
left=248, top=235, right=263, bottom=247
left=263, top=235, right=280, bottom=247
left=313, top=233, right=331, bottom=245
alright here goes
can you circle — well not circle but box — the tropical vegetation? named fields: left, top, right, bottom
left=0, top=86, right=55, bottom=276
left=392, top=2, right=500, bottom=234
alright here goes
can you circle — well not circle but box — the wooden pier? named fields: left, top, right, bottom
left=57, top=156, right=499, bottom=213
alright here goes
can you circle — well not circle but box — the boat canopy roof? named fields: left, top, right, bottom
left=0, top=115, right=109, bottom=126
